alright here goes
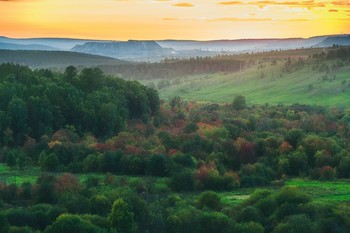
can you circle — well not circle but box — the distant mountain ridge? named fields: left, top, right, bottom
left=0, top=36, right=103, bottom=50
left=0, top=50, right=125, bottom=69
left=71, top=40, right=174, bottom=60
left=315, top=35, right=350, bottom=47
left=0, top=34, right=349, bottom=61
left=0, top=42, right=58, bottom=51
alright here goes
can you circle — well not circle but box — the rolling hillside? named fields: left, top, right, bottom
left=144, top=47, right=350, bottom=107
left=0, top=50, right=127, bottom=69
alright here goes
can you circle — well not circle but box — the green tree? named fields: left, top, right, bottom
left=78, top=67, right=104, bottom=92
left=337, top=156, right=350, bottom=178
left=90, top=195, right=111, bottom=216
left=36, top=174, right=57, bottom=204
left=64, top=66, right=78, bottom=82
left=272, top=214, right=318, bottom=233
left=108, top=198, right=135, bottom=233
left=235, top=222, right=264, bottom=233
left=8, top=96, right=28, bottom=145
left=146, top=154, right=169, bottom=177
left=170, top=169, right=195, bottom=191
left=44, top=214, right=102, bottom=233
left=232, top=95, right=246, bottom=110
left=197, top=191, right=221, bottom=211
left=27, top=95, right=53, bottom=139
left=98, top=102, right=124, bottom=138
left=38, top=152, right=59, bottom=172
left=0, top=212, right=10, bottom=233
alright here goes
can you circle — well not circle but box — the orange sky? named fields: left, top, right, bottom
left=0, top=0, right=349, bottom=40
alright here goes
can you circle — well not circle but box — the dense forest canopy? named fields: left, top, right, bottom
left=0, top=63, right=349, bottom=233
left=0, top=63, right=159, bottom=145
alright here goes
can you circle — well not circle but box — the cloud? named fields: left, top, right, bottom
left=329, top=9, right=338, bottom=12
left=284, top=18, right=310, bottom=21
left=331, top=1, right=350, bottom=7
left=218, top=0, right=327, bottom=9
left=162, top=17, right=179, bottom=20
left=172, top=2, right=194, bottom=7
left=208, top=17, right=310, bottom=22
left=208, top=17, right=272, bottom=22
left=218, top=1, right=243, bottom=5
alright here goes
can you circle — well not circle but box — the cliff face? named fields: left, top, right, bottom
left=71, top=41, right=173, bottom=60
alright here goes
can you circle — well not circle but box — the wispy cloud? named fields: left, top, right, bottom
left=331, top=1, right=350, bottom=7
left=218, top=1, right=327, bottom=9
left=208, top=17, right=272, bottom=22
left=162, top=17, right=179, bottom=20
left=208, top=17, right=311, bottom=22
left=329, top=9, right=338, bottom=12
left=172, top=2, right=194, bottom=7
left=218, top=1, right=243, bottom=5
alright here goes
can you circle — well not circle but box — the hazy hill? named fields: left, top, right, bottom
left=71, top=40, right=174, bottom=60
left=0, top=42, right=58, bottom=51
left=0, top=50, right=126, bottom=69
left=315, top=35, right=350, bottom=47
left=0, top=36, right=103, bottom=50
left=0, top=34, right=349, bottom=62
left=156, top=36, right=329, bottom=52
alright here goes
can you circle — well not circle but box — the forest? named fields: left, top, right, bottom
left=0, top=62, right=349, bottom=233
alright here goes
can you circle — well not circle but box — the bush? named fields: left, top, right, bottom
left=44, top=214, right=103, bottom=233
left=235, top=221, right=264, bottom=233
left=232, top=95, right=246, bottom=110
left=272, top=214, right=318, bottom=233
left=170, top=169, right=195, bottom=191
left=337, top=157, right=350, bottom=178
left=146, top=154, right=169, bottom=177
left=197, top=191, right=221, bottom=211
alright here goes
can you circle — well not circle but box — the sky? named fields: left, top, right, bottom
left=0, top=0, right=349, bottom=40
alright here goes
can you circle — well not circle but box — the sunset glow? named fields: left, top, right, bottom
left=1, top=0, right=349, bottom=40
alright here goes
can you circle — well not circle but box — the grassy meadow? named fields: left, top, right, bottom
left=1, top=163, right=349, bottom=207
left=144, top=48, right=350, bottom=106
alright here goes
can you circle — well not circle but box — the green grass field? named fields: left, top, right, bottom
left=1, top=164, right=349, bottom=206
left=152, top=58, right=350, bottom=106
left=286, top=179, right=350, bottom=203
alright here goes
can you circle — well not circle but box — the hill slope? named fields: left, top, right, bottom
left=0, top=42, right=58, bottom=51
left=71, top=41, right=174, bottom=60
left=0, top=50, right=126, bottom=69
left=148, top=47, right=350, bottom=107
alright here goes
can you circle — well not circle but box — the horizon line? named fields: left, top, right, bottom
left=1, top=33, right=349, bottom=42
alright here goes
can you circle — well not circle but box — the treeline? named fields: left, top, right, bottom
left=313, top=46, right=350, bottom=61
left=99, top=56, right=243, bottom=80
left=1, top=174, right=349, bottom=233
left=0, top=63, right=159, bottom=145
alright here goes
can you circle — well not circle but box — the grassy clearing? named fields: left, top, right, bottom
left=0, top=164, right=40, bottom=184
left=1, top=164, right=349, bottom=205
left=220, top=190, right=255, bottom=206
left=157, top=59, right=350, bottom=106
left=286, top=179, right=350, bottom=203
left=0, top=163, right=170, bottom=192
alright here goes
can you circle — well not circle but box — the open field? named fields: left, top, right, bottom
left=1, top=164, right=348, bottom=206
left=158, top=61, right=350, bottom=106
left=285, top=179, right=350, bottom=203
left=136, top=48, right=350, bottom=106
